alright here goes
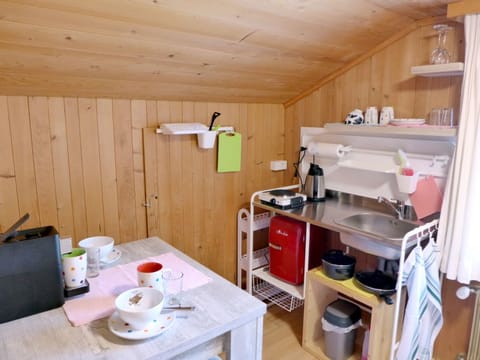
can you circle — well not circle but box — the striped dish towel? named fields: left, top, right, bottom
left=418, top=241, right=444, bottom=359
left=396, top=245, right=427, bottom=360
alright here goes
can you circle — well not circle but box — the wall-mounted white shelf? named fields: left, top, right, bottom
left=156, top=122, right=209, bottom=135
left=324, top=123, right=457, bottom=140
left=411, top=62, right=464, bottom=77
left=156, top=123, right=235, bottom=135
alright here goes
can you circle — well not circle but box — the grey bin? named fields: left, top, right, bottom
left=322, top=299, right=361, bottom=360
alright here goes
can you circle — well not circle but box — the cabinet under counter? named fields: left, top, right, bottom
left=302, top=267, right=399, bottom=360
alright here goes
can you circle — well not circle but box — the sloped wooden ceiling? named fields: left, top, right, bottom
left=0, top=0, right=456, bottom=103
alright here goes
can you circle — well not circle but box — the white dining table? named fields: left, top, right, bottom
left=0, top=237, right=266, bottom=360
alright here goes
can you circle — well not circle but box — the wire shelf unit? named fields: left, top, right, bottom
left=253, top=276, right=304, bottom=312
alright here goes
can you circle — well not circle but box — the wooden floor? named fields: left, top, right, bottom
left=263, top=305, right=317, bottom=360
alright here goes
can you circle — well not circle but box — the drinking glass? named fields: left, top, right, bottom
left=441, top=108, right=454, bottom=127
left=430, top=24, right=451, bottom=65
left=429, top=108, right=442, bottom=126
left=162, top=269, right=184, bottom=305
left=86, top=247, right=100, bottom=278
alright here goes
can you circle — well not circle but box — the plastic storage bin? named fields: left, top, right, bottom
left=322, top=299, right=361, bottom=360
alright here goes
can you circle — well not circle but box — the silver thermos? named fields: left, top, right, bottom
left=304, top=163, right=325, bottom=202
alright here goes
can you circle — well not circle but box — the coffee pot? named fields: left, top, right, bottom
left=304, top=163, right=325, bottom=202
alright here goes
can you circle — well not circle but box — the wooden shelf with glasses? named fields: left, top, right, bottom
left=411, top=62, right=464, bottom=77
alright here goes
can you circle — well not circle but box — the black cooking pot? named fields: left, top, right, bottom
left=322, top=250, right=356, bottom=280
left=354, top=270, right=396, bottom=305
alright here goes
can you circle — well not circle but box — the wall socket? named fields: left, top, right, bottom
left=270, top=160, right=287, bottom=171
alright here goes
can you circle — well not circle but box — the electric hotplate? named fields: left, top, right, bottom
left=258, top=189, right=306, bottom=209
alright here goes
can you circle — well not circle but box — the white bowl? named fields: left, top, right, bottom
left=78, top=236, right=114, bottom=261
left=115, top=287, right=164, bottom=329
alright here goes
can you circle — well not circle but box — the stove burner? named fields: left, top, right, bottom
left=258, top=189, right=306, bottom=210
left=269, top=189, right=296, bottom=198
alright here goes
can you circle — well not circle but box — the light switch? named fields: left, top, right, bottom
left=270, top=160, right=287, bottom=171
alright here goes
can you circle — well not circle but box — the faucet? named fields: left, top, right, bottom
left=377, top=196, right=406, bottom=220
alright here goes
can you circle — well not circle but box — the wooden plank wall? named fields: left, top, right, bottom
left=0, top=97, right=286, bottom=282
left=142, top=102, right=286, bottom=278
left=283, top=21, right=469, bottom=359
left=284, top=21, right=464, bottom=168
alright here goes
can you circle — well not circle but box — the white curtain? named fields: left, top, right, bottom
left=437, top=14, right=480, bottom=284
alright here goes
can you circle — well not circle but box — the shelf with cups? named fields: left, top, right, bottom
left=324, top=123, right=457, bottom=140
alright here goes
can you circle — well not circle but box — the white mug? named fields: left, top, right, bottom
left=61, top=248, right=87, bottom=288
left=365, top=107, right=378, bottom=125
left=137, top=261, right=169, bottom=290
left=379, top=106, right=394, bottom=125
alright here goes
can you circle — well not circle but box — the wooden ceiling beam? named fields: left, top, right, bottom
left=447, top=0, right=480, bottom=18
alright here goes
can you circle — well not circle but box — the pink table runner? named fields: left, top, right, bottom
left=63, top=252, right=212, bottom=326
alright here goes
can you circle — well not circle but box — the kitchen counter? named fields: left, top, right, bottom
left=0, top=237, right=266, bottom=360
left=253, top=192, right=422, bottom=261
left=254, top=193, right=391, bottom=232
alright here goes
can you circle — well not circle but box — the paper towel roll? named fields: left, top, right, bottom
left=307, top=142, right=348, bottom=158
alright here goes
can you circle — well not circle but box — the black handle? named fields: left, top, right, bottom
left=381, top=294, right=394, bottom=305
left=208, top=112, right=221, bottom=131
left=0, top=213, right=30, bottom=243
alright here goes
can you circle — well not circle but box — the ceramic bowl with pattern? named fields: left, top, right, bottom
left=115, top=287, right=165, bottom=330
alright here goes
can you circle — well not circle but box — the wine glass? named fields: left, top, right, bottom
left=430, top=24, right=451, bottom=64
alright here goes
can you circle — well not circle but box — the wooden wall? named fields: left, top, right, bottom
left=283, top=21, right=470, bottom=359
left=0, top=17, right=473, bottom=358
left=0, top=96, right=286, bottom=281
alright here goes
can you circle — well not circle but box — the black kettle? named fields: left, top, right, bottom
left=304, top=163, right=325, bottom=202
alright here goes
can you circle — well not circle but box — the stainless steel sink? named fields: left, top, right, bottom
left=335, top=212, right=418, bottom=241
left=334, top=212, right=420, bottom=259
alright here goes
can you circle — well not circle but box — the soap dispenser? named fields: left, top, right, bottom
left=304, top=163, right=325, bottom=202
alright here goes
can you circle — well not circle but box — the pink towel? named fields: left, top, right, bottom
left=63, top=252, right=212, bottom=326
left=409, top=175, right=443, bottom=219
